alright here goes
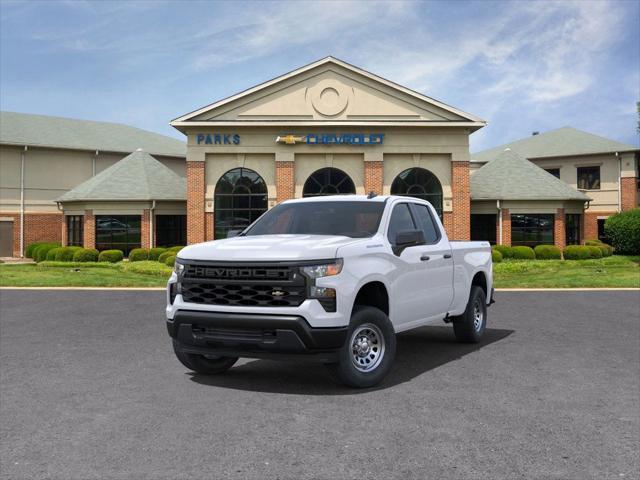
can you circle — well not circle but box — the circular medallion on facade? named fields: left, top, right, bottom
left=308, top=79, right=351, bottom=117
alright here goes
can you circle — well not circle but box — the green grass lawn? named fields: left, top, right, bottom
left=493, top=255, right=640, bottom=288
left=1, top=257, right=638, bottom=289
left=0, top=261, right=172, bottom=287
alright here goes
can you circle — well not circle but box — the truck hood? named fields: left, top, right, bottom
left=177, top=235, right=362, bottom=262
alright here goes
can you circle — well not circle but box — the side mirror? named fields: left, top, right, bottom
left=393, top=229, right=425, bottom=255
left=226, top=229, right=243, bottom=238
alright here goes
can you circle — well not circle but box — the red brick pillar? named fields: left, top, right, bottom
left=84, top=210, right=95, bottom=249
left=276, top=161, right=295, bottom=203
left=451, top=161, right=470, bottom=240
left=554, top=208, right=566, bottom=250
left=501, top=209, right=511, bottom=246
left=442, top=212, right=453, bottom=239
left=141, top=209, right=151, bottom=249
left=621, top=177, right=638, bottom=211
left=61, top=215, right=67, bottom=247
left=364, top=161, right=383, bottom=195
left=187, top=161, right=206, bottom=245
left=583, top=212, right=598, bottom=241
left=205, top=212, right=214, bottom=242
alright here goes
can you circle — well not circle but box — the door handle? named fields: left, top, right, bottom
left=444, top=254, right=452, bottom=259
left=420, top=255, right=430, bottom=261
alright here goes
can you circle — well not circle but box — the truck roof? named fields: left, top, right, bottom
left=282, top=194, right=395, bottom=204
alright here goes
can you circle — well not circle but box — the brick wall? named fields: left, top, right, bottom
left=554, top=209, right=566, bottom=251
left=84, top=210, right=95, bottom=249
left=61, top=216, right=68, bottom=247
left=276, top=161, right=295, bottom=203
left=442, top=212, right=453, bottom=239
left=141, top=209, right=151, bottom=248
left=187, top=162, right=206, bottom=245
left=364, top=161, right=383, bottom=195
left=621, top=177, right=638, bottom=211
left=0, top=212, right=64, bottom=257
left=500, top=209, right=511, bottom=246
left=205, top=212, right=214, bottom=241
left=451, top=161, right=470, bottom=240
left=583, top=211, right=616, bottom=242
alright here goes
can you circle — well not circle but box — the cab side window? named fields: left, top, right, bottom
left=412, top=204, right=440, bottom=244
left=387, top=203, right=416, bottom=244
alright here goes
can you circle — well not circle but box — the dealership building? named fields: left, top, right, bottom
left=0, top=57, right=638, bottom=257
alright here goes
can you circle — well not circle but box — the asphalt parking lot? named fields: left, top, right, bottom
left=1, top=290, right=638, bottom=480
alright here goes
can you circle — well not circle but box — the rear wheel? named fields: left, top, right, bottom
left=327, top=306, right=396, bottom=388
left=452, top=286, right=487, bottom=343
left=172, top=339, right=238, bottom=374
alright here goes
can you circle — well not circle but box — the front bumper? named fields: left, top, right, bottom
left=168, top=310, right=348, bottom=362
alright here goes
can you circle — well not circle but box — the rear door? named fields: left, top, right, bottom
left=409, top=203, right=454, bottom=316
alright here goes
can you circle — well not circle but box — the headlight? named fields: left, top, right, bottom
left=301, top=259, right=343, bottom=279
left=173, top=260, right=185, bottom=276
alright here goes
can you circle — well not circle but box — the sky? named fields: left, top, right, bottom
left=1, top=0, right=638, bottom=152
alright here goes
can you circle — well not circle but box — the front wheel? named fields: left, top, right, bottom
left=172, top=339, right=238, bottom=374
left=452, top=286, right=487, bottom=343
left=326, top=306, right=396, bottom=388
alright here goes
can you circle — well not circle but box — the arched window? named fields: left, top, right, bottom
left=391, top=168, right=443, bottom=216
left=303, top=167, right=356, bottom=197
left=214, top=168, right=267, bottom=239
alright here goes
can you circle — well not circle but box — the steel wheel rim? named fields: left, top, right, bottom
left=473, top=301, right=484, bottom=332
left=350, top=323, right=385, bottom=373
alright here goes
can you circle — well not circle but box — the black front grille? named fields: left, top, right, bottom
left=180, top=263, right=306, bottom=307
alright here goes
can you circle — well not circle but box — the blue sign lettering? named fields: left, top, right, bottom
left=196, top=133, right=241, bottom=145
left=305, top=133, right=383, bottom=145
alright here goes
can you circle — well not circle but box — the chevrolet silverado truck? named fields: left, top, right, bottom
left=166, top=195, right=494, bottom=388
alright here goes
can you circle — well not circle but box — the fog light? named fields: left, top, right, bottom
left=310, top=287, right=336, bottom=312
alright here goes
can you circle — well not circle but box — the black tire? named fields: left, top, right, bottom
left=172, top=339, right=238, bottom=374
left=326, top=306, right=396, bottom=388
left=452, top=286, right=487, bottom=343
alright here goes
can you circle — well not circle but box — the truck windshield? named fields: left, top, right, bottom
left=244, top=201, right=385, bottom=238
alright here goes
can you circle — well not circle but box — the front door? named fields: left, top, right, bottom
left=0, top=221, right=14, bottom=257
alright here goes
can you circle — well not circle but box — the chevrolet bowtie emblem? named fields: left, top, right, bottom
left=271, top=290, right=286, bottom=297
left=276, top=135, right=306, bottom=145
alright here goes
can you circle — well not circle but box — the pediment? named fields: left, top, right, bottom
left=173, top=58, right=484, bottom=127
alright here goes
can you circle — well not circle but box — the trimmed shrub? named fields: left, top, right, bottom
left=148, top=247, right=167, bottom=261
left=46, top=247, right=63, bottom=261
left=98, top=249, right=124, bottom=263
left=167, top=246, right=185, bottom=253
left=34, top=243, right=60, bottom=262
left=563, top=245, right=591, bottom=260
left=55, top=246, right=83, bottom=262
left=492, top=244, right=513, bottom=258
left=491, top=249, right=503, bottom=263
left=158, top=251, right=173, bottom=264
left=26, top=241, right=60, bottom=258
left=510, top=246, right=536, bottom=260
left=584, top=239, right=613, bottom=256
left=128, top=248, right=150, bottom=262
left=604, top=209, right=640, bottom=255
left=585, top=239, right=603, bottom=246
left=164, top=255, right=176, bottom=267
left=586, top=245, right=603, bottom=259
left=533, top=244, right=561, bottom=260
left=72, top=248, right=99, bottom=262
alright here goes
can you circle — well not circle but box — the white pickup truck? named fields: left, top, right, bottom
left=166, top=195, right=494, bottom=387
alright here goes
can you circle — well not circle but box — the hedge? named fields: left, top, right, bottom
left=533, top=244, right=561, bottom=260
left=510, top=246, right=536, bottom=260
left=164, top=255, right=176, bottom=267
left=98, top=249, right=124, bottom=263
left=167, top=246, right=185, bottom=253
left=491, top=249, right=503, bottom=263
left=72, top=248, right=99, bottom=262
left=158, top=251, right=174, bottom=264
left=128, top=248, right=150, bottom=262
left=585, top=239, right=613, bottom=257
left=46, top=247, right=63, bottom=261
left=563, top=245, right=592, bottom=260
left=26, top=241, right=60, bottom=258
left=492, top=244, right=513, bottom=258
left=586, top=245, right=603, bottom=259
left=604, top=209, right=640, bottom=255
left=34, top=243, right=60, bottom=262
left=148, top=247, right=167, bottom=261
left=55, top=246, right=83, bottom=262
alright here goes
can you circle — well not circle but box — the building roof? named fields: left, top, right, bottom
left=171, top=56, right=486, bottom=129
left=470, top=148, right=591, bottom=201
left=472, top=127, right=638, bottom=163
left=58, top=149, right=186, bottom=202
left=0, top=111, right=186, bottom=157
